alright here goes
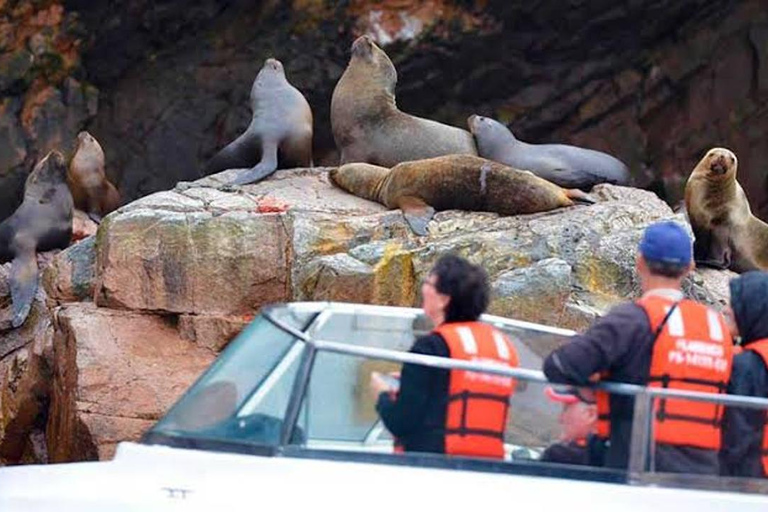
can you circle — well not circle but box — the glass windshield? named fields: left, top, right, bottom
left=150, top=308, right=317, bottom=446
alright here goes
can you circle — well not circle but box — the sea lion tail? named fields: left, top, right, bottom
left=565, top=188, right=596, bottom=205
left=10, top=252, right=39, bottom=328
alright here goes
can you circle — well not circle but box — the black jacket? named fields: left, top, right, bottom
left=543, top=291, right=720, bottom=474
left=376, top=333, right=450, bottom=453
left=540, top=434, right=607, bottom=467
left=720, top=271, right=768, bottom=478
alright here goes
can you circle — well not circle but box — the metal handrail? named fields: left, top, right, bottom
left=263, top=304, right=768, bottom=411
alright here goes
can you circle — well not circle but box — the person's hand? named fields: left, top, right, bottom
left=370, top=371, right=395, bottom=396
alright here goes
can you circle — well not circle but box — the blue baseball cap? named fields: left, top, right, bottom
left=638, top=221, right=692, bottom=266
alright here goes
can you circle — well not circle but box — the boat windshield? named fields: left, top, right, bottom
left=147, top=302, right=768, bottom=494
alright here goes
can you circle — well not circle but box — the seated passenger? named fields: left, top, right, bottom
left=720, top=271, right=768, bottom=479
left=543, top=221, right=734, bottom=474
left=539, top=386, right=605, bottom=466
left=370, top=255, right=519, bottom=459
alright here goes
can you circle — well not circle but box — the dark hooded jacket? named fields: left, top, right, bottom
left=720, top=271, right=768, bottom=478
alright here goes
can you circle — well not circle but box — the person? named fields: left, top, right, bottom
left=720, top=271, right=768, bottom=478
left=370, top=254, right=520, bottom=459
left=543, top=221, right=734, bottom=474
left=539, top=386, right=605, bottom=466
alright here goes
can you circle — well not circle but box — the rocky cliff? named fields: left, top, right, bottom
left=0, top=167, right=735, bottom=464
left=2, top=0, right=768, bottom=220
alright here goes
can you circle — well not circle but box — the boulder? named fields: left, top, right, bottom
left=47, top=304, right=215, bottom=462
left=0, top=165, right=750, bottom=463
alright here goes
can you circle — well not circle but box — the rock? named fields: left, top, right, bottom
left=47, top=304, right=215, bottom=462
left=489, top=258, right=573, bottom=327
left=0, top=99, right=27, bottom=172
left=0, top=325, right=54, bottom=465
left=71, top=209, right=99, bottom=242
left=0, top=163, right=755, bottom=464
left=94, top=199, right=291, bottom=315
left=0, top=271, right=54, bottom=465
left=42, top=236, right=96, bottom=304
left=177, top=314, right=251, bottom=352
left=298, top=253, right=374, bottom=303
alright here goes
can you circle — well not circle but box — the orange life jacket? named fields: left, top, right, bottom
left=595, top=295, right=733, bottom=450
left=744, top=338, right=768, bottom=476
left=595, top=372, right=611, bottom=439
left=434, top=321, right=519, bottom=459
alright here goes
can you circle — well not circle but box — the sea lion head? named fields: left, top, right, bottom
left=253, top=57, right=287, bottom=91
left=349, top=35, right=396, bottom=94
left=28, top=150, right=67, bottom=187
left=75, top=130, right=103, bottom=153
left=696, top=147, right=737, bottom=181
left=329, top=163, right=391, bottom=203
left=468, top=115, right=517, bottom=156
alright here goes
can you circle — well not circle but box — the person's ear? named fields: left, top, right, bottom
left=584, top=404, right=598, bottom=423
left=636, top=254, right=645, bottom=273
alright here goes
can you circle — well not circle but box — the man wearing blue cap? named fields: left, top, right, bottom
left=543, top=221, right=734, bottom=475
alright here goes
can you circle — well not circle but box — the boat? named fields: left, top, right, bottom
left=1, top=302, right=767, bottom=510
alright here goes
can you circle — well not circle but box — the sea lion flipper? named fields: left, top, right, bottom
left=701, top=226, right=732, bottom=269
left=398, top=196, right=435, bottom=236
left=228, top=140, right=279, bottom=186
left=9, top=252, right=38, bottom=328
left=565, top=189, right=596, bottom=205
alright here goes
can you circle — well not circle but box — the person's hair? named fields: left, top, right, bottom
left=645, top=259, right=688, bottom=278
left=430, top=254, right=490, bottom=322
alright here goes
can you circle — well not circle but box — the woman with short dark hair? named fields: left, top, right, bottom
left=371, top=254, right=519, bottom=459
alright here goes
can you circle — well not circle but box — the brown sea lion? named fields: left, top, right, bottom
left=0, top=151, right=73, bottom=327
left=68, top=131, right=121, bottom=223
left=329, top=155, right=592, bottom=236
left=204, top=58, right=313, bottom=186
left=468, top=115, right=631, bottom=190
left=331, top=36, right=477, bottom=167
left=685, top=147, right=768, bottom=272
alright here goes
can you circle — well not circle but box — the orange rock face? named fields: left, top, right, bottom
left=47, top=304, right=215, bottom=462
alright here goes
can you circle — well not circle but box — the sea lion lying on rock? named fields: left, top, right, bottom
left=329, top=154, right=593, bottom=236
left=468, top=115, right=630, bottom=190
left=685, top=147, right=768, bottom=272
left=331, top=35, right=476, bottom=167
left=0, top=151, right=73, bottom=328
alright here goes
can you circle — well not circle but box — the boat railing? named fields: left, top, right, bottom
left=263, top=302, right=768, bottom=491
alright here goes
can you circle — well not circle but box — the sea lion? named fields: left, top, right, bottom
left=331, top=36, right=477, bottom=168
left=204, top=58, right=313, bottom=186
left=0, top=151, right=73, bottom=327
left=329, top=154, right=592, bottom=236
left=67, top=131, right=121, bottom=223
left=468, top=115, right=631, bottom=190
left=684, top=147, right=768, bottom=272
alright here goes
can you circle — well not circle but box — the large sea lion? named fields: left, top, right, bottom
left=329, top=154, right=592, bottom=236
left=68, top=131, right=121, bottom=223
left=0, top=151, right=73, bottom=327
left=684, top=147, right=768, bottom=272
left=331, top=36, right=477, bottom=167
left=204, top=58, right=313, bottom=186
left=468, top=115, right=630, bottom=190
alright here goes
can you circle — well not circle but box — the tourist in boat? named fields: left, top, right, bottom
left=543, top=221, right=734, bottom=474
left=370, top=254, right=519, bottom=459
left=720, top=271, right=768, bottom=479
left=539, top=385, right=605, bottom=466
